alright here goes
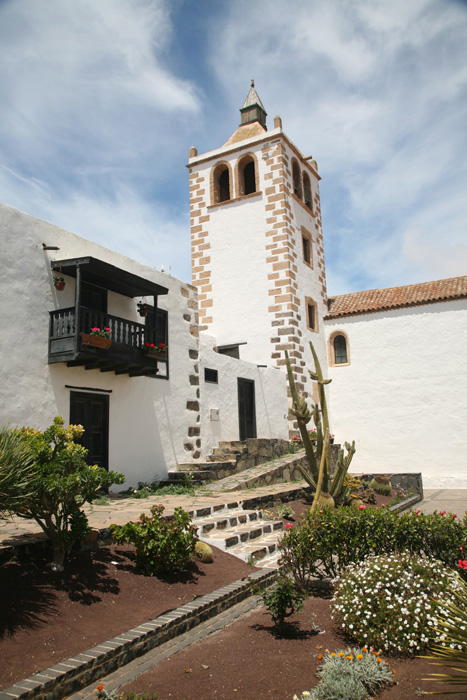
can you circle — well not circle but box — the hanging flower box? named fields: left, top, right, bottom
left=81, top=328, right=112, bottom=350
left=143, top=342, right=167, bottom=361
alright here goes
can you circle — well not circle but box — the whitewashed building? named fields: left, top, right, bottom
left=187, top=83, right=467, bottom=488
left=0, top=201, right=288, bottom=488
left=1, top=82, right=466, bottom=489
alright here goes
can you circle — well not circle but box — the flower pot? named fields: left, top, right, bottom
left=54, top=280, right=66, bottom=291
left=81, top=333, right=112, bottom=349
left=138, top=308, right=148, bottom=317
left=144, top=347, right=167, bottom=361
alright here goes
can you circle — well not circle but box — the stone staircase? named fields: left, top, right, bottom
left=189, top=500, right=285, bottom=569
left=170, top=438, right=290, bottom=484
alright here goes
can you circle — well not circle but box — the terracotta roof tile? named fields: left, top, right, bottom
left=325, top=276, right=467, bottom=319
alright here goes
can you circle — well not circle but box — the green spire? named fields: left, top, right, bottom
left=240, top=80, right=267, bottom=128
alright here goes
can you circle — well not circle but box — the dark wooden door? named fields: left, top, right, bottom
left=238, top=378, right=256, bottom=441
left=70, top=392, right=109, bottom=470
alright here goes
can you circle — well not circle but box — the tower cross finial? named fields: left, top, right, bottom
left=251, top=79, right=254, bottom=87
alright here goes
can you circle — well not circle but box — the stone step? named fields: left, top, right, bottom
left=227, top=531, right=284, bottom=565
left=217, top=440, right=246, bottom=450
left=194, top=509, right=264, bottom=535
left=201, top=519, right=284, bottom=550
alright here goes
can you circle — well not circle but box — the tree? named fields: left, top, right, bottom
left=16, top=416, right=125, bottom=571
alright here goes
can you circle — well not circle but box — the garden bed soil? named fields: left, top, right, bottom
left=0, top=492, right=417, bottom=694
left=0, top=544, right=257, bottom=690
left=120, top=595, right=465, bottom=700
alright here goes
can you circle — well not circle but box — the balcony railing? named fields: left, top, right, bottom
left=49, top=306, right=168, bottom=378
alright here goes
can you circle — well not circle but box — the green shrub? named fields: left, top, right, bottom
left=279, top=506, right=467, bottom=585
left=294, top=646, right=394, bottom=700
left=277, top=503, right=294, bottom=519
left=13, top=417, right=125, bottom=571
left=125, top=474, right=196, bottom=498
left=331, top=552, right=464, bottom=656
left=0, top=426, right=36, bottom=517
left=257, top=571, right=308, bottom=632
left=111, top=504, right=198, bottom=575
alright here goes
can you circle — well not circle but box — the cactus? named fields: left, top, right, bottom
left=370, top=476, right=392, bottom=496
left=194, top=541, right=213, bottom=563
left=285, top=341, right=356, bottom=508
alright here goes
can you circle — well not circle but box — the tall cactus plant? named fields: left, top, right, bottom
left=285, top=341, right=356, bottom=506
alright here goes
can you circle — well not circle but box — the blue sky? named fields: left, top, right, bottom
left=1, top=0, right=466, bottom=295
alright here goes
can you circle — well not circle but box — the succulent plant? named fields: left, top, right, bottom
left=285, top=341, right=356, bottom=509
left=194, top=540, right=214, bottom=563
left=370, top=476, right=392, bottom=496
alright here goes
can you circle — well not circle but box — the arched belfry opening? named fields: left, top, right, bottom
left=303, top=172, right=312, bottom=210
left=292, top=159, right=302, bottom=198
left=212, top=162, right=232, bottom=203
left=238, top=154, right=257, bottom=196
left=239, top=80, right=267, bottom=129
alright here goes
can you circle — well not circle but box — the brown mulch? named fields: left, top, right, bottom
left=1, top=492, right=447, bottom=698
left=121, top=595, right=465, bottom=700
left=0, top=544, right=257, bottom=690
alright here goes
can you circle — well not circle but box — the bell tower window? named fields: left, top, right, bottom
left=292, top=159, right=302, bottom=199
left=212, top=162, right=232, bottom=204
left=237, top=154, right=258, bottom=196
left=303, top=173, right=312, bottom=211
left=219, top=169, right=230, bottom=201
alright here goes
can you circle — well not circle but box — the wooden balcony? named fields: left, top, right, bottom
left=49, top=306, right=168, bottom=378
left=48, top=256, right=169, bottom=379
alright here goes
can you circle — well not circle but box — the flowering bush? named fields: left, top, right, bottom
left=144, top=342, right=167, bottom=354
left=293, top=646, right=394, bottom=700
left=110, top=504, right=198, bottom=575
left=331, top=552, right=464, bottom=656
left=279, top=506, right=467, bottom=585
left=90, top=327, right=111, bottom=338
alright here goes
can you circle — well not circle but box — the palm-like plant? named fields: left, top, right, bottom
left=424, top=576, right=467, bottom=693
left=0, top=426, right=35, bottom=517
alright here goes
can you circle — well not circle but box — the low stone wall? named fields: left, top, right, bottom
left=0, top=568, right=276, bottom=700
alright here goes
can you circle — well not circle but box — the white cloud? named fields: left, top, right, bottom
left=0, top=0, right=200, bottom=167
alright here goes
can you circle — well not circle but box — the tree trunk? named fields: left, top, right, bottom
left=50, top=541, right=65, bottom=572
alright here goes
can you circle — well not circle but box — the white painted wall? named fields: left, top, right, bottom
left=190, top=136, right=276, bottom=366
left=199, top=333, right=289, bottom=455
left=0, top=202, right=199, bottom=489
left=325, top=301, right=467, bottom=487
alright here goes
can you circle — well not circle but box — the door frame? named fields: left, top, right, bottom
left=237, top=377, right=257, bottom=441
left=70, top=390, right=110, bottom=470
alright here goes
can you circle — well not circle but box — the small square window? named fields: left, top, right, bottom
left=204, top=368, right=218, bottom=383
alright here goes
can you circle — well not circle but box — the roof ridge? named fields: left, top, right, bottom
left=326, top=275, right=467, bottom=319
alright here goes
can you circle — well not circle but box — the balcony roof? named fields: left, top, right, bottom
left=51, top=256, right=168, bottom=298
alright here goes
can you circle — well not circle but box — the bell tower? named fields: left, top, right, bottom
left=187, top=84, right=329, bottom=401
